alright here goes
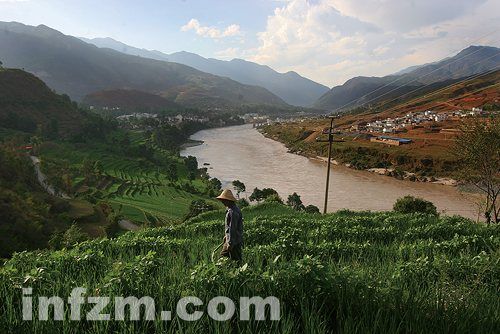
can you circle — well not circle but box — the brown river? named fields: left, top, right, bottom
left=181, top=124, right=481, bottom=220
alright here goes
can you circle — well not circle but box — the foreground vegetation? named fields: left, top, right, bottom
left=1, top=203, right=498, bottom=333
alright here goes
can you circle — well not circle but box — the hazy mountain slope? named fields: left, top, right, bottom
left=82, top=37, right=330, bottom=107
left=80, top=37, right=170, bottom=62
left=407, top=46, right=500, bottom=83
left=166, top=52, right=330, bottom=107
left=0, top=22, right=287, bottom=109
left=314, top=76, right=422, bottom=111
left=315, top=45, right=500, bottom=110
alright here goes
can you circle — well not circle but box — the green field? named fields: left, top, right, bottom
left=37, top=131, right=220, bottom=224
left=1, top=203, right=498, bottom=333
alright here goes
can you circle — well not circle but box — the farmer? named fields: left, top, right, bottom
left=216, top=189, right=243, bottom=261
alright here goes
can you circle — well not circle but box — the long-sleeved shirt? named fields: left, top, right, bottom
left=225, top=204, right=243, bottom=246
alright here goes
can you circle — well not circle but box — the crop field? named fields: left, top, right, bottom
left=1, top=203, right=498, bottom=333
left=37, top=135, right=216, bottom=224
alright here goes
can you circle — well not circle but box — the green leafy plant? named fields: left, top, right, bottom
left=393, top=195, right=438, bottom=215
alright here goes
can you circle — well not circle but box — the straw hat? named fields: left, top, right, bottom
left=216, top=189, right=237, bottom=202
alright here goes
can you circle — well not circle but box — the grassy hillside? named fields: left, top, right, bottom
left=0, top=203, right=498, bottom=332
left=0, top=22, right=288, bottom=109
left=0, top=66, right=232, bottom=258
left=0, top=137, right=113, bottom=258
left=35, top=131, right=218, bottom=224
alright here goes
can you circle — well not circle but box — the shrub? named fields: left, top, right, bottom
left=49, top=224, right=89, bottom=250
left=249, top=187, right=279, bottom=202
left=184, top=199, right=216, bottom=221
left=393, top=196, right=438, bottom=215
left=237, top=198, right=250, bottom=208
left=305, top=205, right=320, bottom=214
left=287, top=192, right=305, bottom=211
left=264, top=193, right=284, bottom=204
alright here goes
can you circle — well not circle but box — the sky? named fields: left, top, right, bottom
left=0, top=0, right=499, bottom=87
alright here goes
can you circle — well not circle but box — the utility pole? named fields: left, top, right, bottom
left=316, top=116, right=343, bottom=214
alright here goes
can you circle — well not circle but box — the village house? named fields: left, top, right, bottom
left=370, top=135, right=412, bottom=146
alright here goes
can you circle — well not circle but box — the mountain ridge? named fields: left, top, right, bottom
left=81, top=37, right=330, bottom=107
left=0, top=22, right=287, bottom=109
left=315, top=45, right=500, bottom=110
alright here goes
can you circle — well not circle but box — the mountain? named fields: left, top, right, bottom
left=405, top=46, right=500, bottom=83
left=315, top=45, right=500, bottom=110
left=81, top=37, right=330, bottom=107
left=82, top=89, right=182, bottom=112
left=0, top=22, right=287, bottom=109
left=0, top=68, right=85, bottom=137
left=79, top=37, right=171, bottom=62
left=371, top=69, right=500, bottom=117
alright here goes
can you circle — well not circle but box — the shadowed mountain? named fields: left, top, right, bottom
left=81, top=37, right=330, bottom=107
left=315, top=45, right=500, bottom=110
left=0, top=68, right=85, bottom=137
left=0, top=22, right=287, bottom=109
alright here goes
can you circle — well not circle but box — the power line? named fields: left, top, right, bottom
left=425, top=82, right=500, bottom=111
left=337, top=48, right=500, bottom=113
left=330, top=30, right=500, bottom=113
left=380, top=67, right=500, bottom=115
left=372, top=60, right=500, bottom=114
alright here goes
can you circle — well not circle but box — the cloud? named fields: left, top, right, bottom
left=181, top=19, right=241, bottom=39
left=249, top=0, right=500, bottom=86
left=327, top=0, right=488, bottom=32
left=214, top=47, right=240, bottom=60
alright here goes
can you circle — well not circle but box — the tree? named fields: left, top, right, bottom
left=393, top=196, right=437, bottom=216
left=264, top=193, right=283, bottom=204
left=166, top=162, right=178, bottom=182
left=249, top=187, right=279, bottom=202
left=206, top=177, right=222, bottom=197
left=185, top=156, right=198, bottom=180
left=232, top=180, right=246, bottom=198
left=49, top=224, right=88, bottom=249
left=237, top=198, right=250, bottom=208
left=184, top=199, right=215, bottom=221
left=287, top=192, right=305, bottom=211
left=453, top=117, right=499, bottom=223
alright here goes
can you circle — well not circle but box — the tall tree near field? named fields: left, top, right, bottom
left=287, top=192, right=305, bottom=211
left=232, top=180, right=246, bottom=198
left=184, top=156, right=198, bottom=180
left=166, top=162, right=178, bottom=183
left=453, top=117, right=499, bottom=223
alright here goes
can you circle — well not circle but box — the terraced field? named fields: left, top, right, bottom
left=1, top=203, right=498, bottom=333
left=37, top=131, right=217, bottom=224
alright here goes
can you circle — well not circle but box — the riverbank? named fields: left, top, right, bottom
left=182, top=125, right=480, bottom=219
left=260, top=123, right=460, bottom=186
left=310, top=155, right=458, bottom=186
left=179, top=139, right=204, bottom=149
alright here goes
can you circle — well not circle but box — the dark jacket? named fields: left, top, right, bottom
left=225, top=204, right=243, bottom=246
